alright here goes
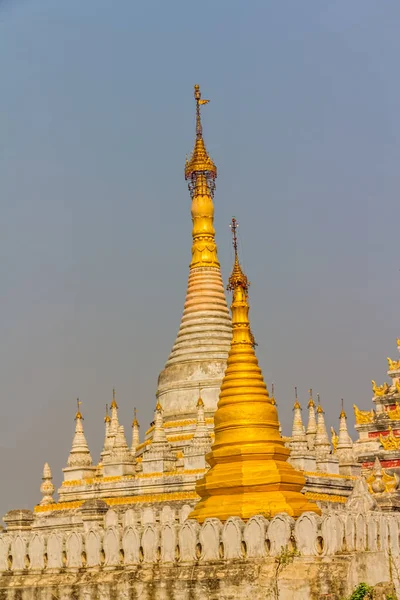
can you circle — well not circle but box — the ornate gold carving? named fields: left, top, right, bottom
left=388, top=357, right=400, bottom=372
left=387, top=402, right=400, bottom=421
left=353, top=404, right=375, bottom=425
left=304, top=471, right=358, bottom=480
left=379, top=426, right=400, bottom=451
left=34, top=491, right=199, bottom=513
left=330, top=427, right=338, bottom=453
left=372, top=380, right=390, bottom=397
left=367, top=460, right=399, bottom=494
left=304, top=492, right=347, bottom=504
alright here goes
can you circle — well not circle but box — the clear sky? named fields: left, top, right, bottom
left=0, top=0, right=399, bottom=515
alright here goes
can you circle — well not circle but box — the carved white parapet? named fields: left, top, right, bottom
left=243, top=515, right=268, bottom=558
left=178, top=520, right=200, bottom=562
left=294, top=512, right=322, bottom=556
left=222, top=517, right=245, bottom=559
left=267, top=513, right=295, bottom=556
left=1, top=506, right=400, bottom=574
left=199, top=518, right=222, bottom=561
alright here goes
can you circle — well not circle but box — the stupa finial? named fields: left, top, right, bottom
left=104, top=403, right=111, bottom=424
left=294, top=386, right=301, bottom=410
left=185, top=85, right=216, bottom=188
left=131, top=407, right=140, bottom=454
left=40, top=463, right=55, bottom=506
left=75, top=398, right=83, bottom=420
left=184, top=85, right=219, bottom=269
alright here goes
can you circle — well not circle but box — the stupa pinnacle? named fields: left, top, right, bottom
left=190, top=219, right=321, bottom=522
left=155, top=85, right=232, bottom=435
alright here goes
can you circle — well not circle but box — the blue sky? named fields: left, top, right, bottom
left=0, top=0, right=399, bottom=513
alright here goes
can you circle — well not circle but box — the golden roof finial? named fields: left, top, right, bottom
left=75, top=398, right=83, bottom=420
left=111, top=388, right=118, bottom=410
left=228, top=217, right=249, bottom=294
left=185, top=85, right=216, bottom=187
left=270, top=382, right=276, bottom=405
left=308, top=388, right=315, bottom=408
left=340, top=398, right=347, bottom=419
left=132, top=407, right=139, bottom=428
left=197, top=385, right=204, bottom=408
left=104, top=403, right=111, bottom=424
left=293, top=386, right=301, bottom=410
left=316, top=393, right=324, bottom=414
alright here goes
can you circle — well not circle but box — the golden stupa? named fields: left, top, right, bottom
left=190, top=220, right=321, bottom=522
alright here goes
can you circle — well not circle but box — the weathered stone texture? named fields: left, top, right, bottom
left=0, top=507, right=399, bottom=599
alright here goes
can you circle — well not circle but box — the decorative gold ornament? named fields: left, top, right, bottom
left=367, top=458, right=399, bottom=494
left=330, top=427, right=339, bottom=453
left=387, top=402, right=400, bottom=421
left=185, top=85, right=219, bottom=269
left=111, top=388, right=118, bottom=410
left=379, top=426, right=400, bottom=451
left=388, top=357, right=400, bottom=372
left=372, top=380, right=390, bottom=397
left=189, top=221, right=320, bottom=523
left=353, top=404, right=375, bottom=425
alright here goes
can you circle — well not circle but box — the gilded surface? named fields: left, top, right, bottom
left=304, top=492, right=347, bottom=504
left=353, top=404, right=375, bottom=425
left=330, top=427, right=339, bottom=453
left=379, top=426, right=400, bottom=451
left=367, top=460, right=398, bottom=494
left=387, top=357, right=400, bottom=371
left=184, top=86, right=220, bottom=269
left=189, top=224, right=320, bottom=522
left=372, top=380, right=391, bottom=397
left=387, top=402, right=400, bottom=420
left=35, top=491, right=198, bottom=513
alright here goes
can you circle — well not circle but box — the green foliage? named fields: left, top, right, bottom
left=272, top=545, right=300, bottom=600
left=343, top=583, right=373, bottom=600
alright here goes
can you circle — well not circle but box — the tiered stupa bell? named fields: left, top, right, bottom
left=189, top=220, right=320, bottom=522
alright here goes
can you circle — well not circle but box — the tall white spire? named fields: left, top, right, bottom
left=314, top=395, right=339, bottom=474
left=131, top=407, right=140, bottom=454
left=336, top=400, right=360, bottom=476
left=306, top=388, right=317, bottom=451
left=39, top=463, right=55, bottom=506
left=288, top=388, right=316, bottom=472
left=155, top=86, right=232, bottom=439
left=63, top=400, right=96, bottom=482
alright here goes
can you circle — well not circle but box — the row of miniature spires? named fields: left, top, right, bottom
left=39, top=392, right=208, bottom=506
left=2, top=503, right=400, bottom=571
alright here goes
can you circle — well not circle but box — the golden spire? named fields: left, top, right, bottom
left=104, top=403, right=111, bottom=424
left=185, top=85, right=219, bottom=269
left=293, top=386, right=301, bottom=410
left=308, top=388, right=315, bottom=408
left=340, top=398, right=346, bottom=419
left=189, top=220, right=320, bottom=522
left=75, top=398, right=83, bottom=420
left=132, top=407, right=139, bottom=428
left=185, top=85, right=217, bottom=184
left=270, top=382, right=276, bottom=406
left=316, top=393, right=323, bottom=414
left=197, top=385, right=204, bottom=408
left=111, top=388, right=118, bottom=410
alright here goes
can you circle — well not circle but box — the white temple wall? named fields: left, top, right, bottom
left=0, top=507, right=399, bottom=599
